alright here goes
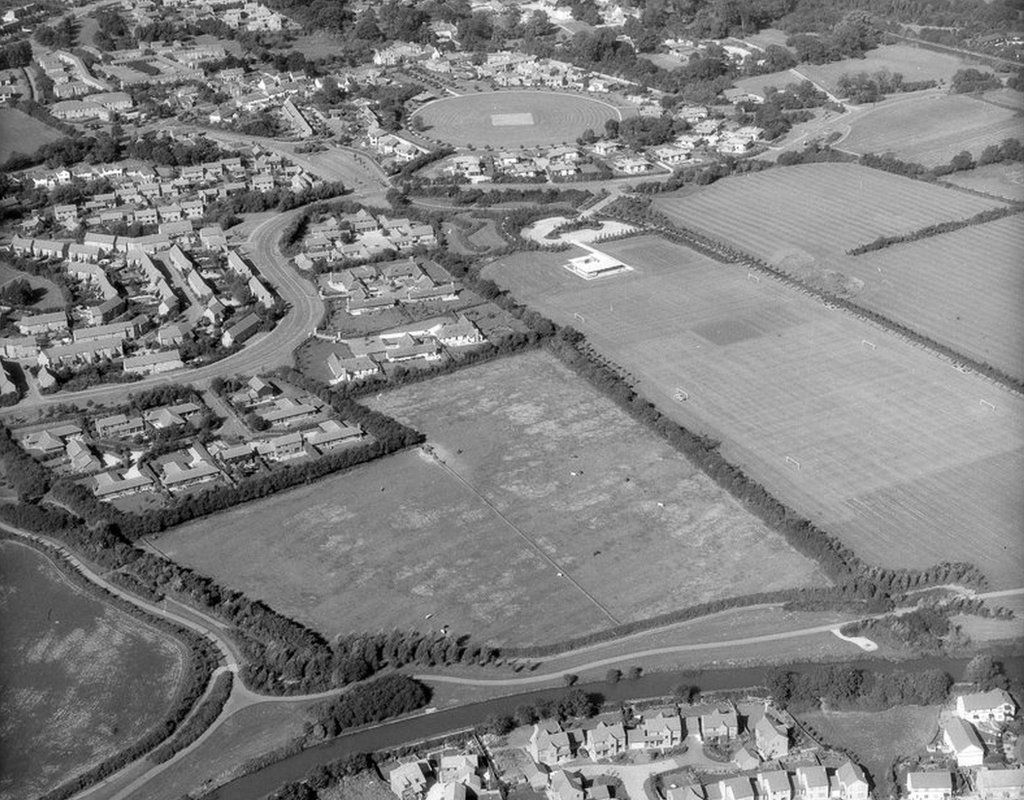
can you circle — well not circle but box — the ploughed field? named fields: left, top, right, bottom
left=413, top=91, right=624, bottom=149
left=482, top=235, right=1024, bottom=590
left=155, top=351, right=826, bottom=647
left=653, top=163, right=1022, bottom=380
left=0, top=541, right=187, bottom=800
left=838, top=92, right=1021, bottom=167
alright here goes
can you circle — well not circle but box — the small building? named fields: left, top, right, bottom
left=564, top=250, right=629, bottom=280
left=221, top=313, right=261, bottom=348
left=943, top=717, right=984, bottom=767
left=905, top=771, right=952, bottom=800
left=327, top=353, right=380, bottom=384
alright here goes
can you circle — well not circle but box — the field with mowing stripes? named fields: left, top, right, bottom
left=945, top=162, right=1024, bottom=202
left=653, top=163, right=1020, bottom=379
left=483, top=235, right=1024, bottom=590
left=156, top=351, right=825, bottom=647
left=838, top=92, right=1021, bottom=166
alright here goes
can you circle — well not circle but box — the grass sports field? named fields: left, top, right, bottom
left=0, top=541, right=187, bottom=800
left=0, top=108, right=63, bottom=163
left=839, top=92, right=1020, bottom=166
left=653, top=163, right=1020, bottom=378
left=414, top=91, right=624, bottom=149
left=482, top=235, right=1024, bottom=591
left=156, top=351, right=825, bottom=647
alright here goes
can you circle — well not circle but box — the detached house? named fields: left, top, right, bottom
left=976, top=768, right=1024, bottom=799
left=756, top=771, right=792, bottom=800
left=530, top=721, right=580, bottom=766
left=955, top=689, right=1016, bottom=726
left=699, top=707, right=738, bottom=742
left=905, top=772, right=952, bottom=800
left=638, top=709, right=683, bottom=750
left=585, top=721, right=627, bottom=760
left=754, top=715, right=789, bottom=760
left=796, top=766, right=830, bottom=800
left=719, top=777, right=754, bottom=800
left=834, top=761, right=870, bottom=800
left=390, top=761, right=432, bottom=800
left=943, top=717, right=984, bottom=767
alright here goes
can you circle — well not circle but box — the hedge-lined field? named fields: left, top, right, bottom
left=0, top=541, right=187, bottom=800
left=653, top=163, right=1019, bottom=378
left=482, top=235, right=1024, bottom=590
left=156, top=351, right=826, bottom=647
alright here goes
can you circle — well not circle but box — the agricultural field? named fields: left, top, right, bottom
left=944, top=162, right=1024, bottom=202
left=800, top=45, right=985, bottom=97
left=0, top=541, right=187, bottom=800
left=155, top=351, right=826, bottom=647
left=653, top=163, right=1020, bottom=378
left=414, top=91, right=625, bottom=149
left=838, top=92, right=1021, bottom=166
left=799, top=705, right=941, bottom=792
left=482, top=235, right=1024, bottom=591
left=0, top=108, right=63, bottom=162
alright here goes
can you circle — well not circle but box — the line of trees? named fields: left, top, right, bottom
left=767, top=664, right=953, bottom=712
left=148, top=671, right=234, bottom=764
left=847, top=205, right=1022, bottom=255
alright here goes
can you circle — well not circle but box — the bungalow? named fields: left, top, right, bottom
left=158, top=446, right=221, bottom=491
left=214, top=442, right=255, bottom=465
left=434, top=315, right=484, bottom=347
left=976, top=768, right=1024, bottom=799
left=94, top=412, right=145, bottom=439
left=955, top=689, right=1016, bottom=726
left=19, top=423, right=82, bottom=457
left=754, top=715, right=789, bottom=759
left=221, top=313, right=261, bottom=348
left=65, top=437, right=101, bottom=473
left=651, top=144, right=691, bottom=165
left=261, top=431, right=305, bottom=460
left=327, top=353, right=380, bottom=384
left=638, top=709, right=683, bottom=750
left=16, top=311, right=68, bottom=336
left=756, top=771, right=792, bottom=800
left=943, top=717, right=984, bottom=767
left=796, top=766, right=829, bottom=800
left=305, top=419, right=362, bottom=451
left=92, top=466, right=154, bottom=500
left=258, top=397, right=319, bottom=427
left=834, top=761, right=869, bottom=800
left=39, top=335, right=123, bottom=366
left=389, top=760, right=432, bottom=800
left=586, top=721, right=627, bottom=760
left=123, top=349, right=183, bottom=375
left=905, top=772, right=952, bottom=800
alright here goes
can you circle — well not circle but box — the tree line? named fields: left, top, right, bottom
left=847, top=205, right=1023, bottom=255
left=767, top=664, right=953, bottom=712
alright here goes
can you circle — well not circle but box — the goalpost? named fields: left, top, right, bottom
left=785, top=455, right=801, bottom=470
left=674, top=388, right=688, bottom=402
left=861, top=339, right=876, bottom=350
left=980, top=399, right=996, bottom=411
left=574, top=312, right=586, bottom=324
left=746, top=272, right=760, bottom=283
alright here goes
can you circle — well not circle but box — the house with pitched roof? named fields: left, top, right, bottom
left=976, top=767, right=1024, bottom=799
left=905, top=771, right=951, bottom=800
left=530, top=721, right=580, bottom=766
left=754, top=715, right=789, bottom=760
left=389, top=760, right=432, bottom=800
left=834, top=761, right=869, bottom=800
left=943, top=717, right=984, bottom=767
left=954, top=689, right=1016, bottom=726
left=638, top=708, right=683, bottom=750
left=719, top=777, right=754, bottom=800
left=585, top=721, right=627, bottom=760
left=796, top=766, right=830, bottom=800
left=700, top=706, right=738, bottom=742
left=549, top=769, right=586, bottom=800
left=756, top=770, right=792, bottom=800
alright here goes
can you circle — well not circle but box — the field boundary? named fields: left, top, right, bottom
left=608, top=199, right=1024, bottom=395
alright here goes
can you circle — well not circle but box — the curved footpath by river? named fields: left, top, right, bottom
left=209, top=654, right=1024, bottom=800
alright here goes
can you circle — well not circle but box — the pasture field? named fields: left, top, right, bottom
left=944, top=162, right=1024, bottom=202
left=0, top=541, right=187, bottom=800
left=414, top=91, right=625, bottom=149
left=799, top=706, right=940, bottom=791
left=653, top=163, right=1019, bottom=377
left=0, top=108, right=63, bottom=162
left=482, top=235, right=1024, bottom=590
left=838, top=92, right=1020, bottom=166
left=156, top=351, right=825, bottom=647
left=799, top=44, right=984, bottom=96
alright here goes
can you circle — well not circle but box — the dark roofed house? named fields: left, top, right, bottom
left=222, top=313, right=261, bottom=348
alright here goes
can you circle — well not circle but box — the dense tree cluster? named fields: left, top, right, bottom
left=35, top=16, right=77, bottom=48
left=951, top=67, right=1003, bottom=94
left=0, top=39, right=32, bottom=69
left=767, top=664, right=953, bottom=712
left=836, top=69, right=935, bottom=103
left=316, top=675, right=431, bottom=737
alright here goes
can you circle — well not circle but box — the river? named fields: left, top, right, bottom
left=208, top=654, right=1024, bottom=800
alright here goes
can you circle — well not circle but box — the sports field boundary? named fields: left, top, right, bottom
left=414, top=89, right=626, bottom=123
left=606, top=201, right=1024, bottom=395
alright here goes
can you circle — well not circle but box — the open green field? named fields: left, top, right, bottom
left=156, top=351, right=825, bottom=647
left=482, top=235, right=1024, bottom=591
left=945, top=162, right=1024, bottom=202
left=801, top=45, right=985, bottom=96
left=0, top=541, right=187, bottom=800
left=839, top=92, right=1020, bottom=166
left=0, top=108, right=63, bottom=162
left=799, top=705, right=940, bottom=790
left=0, top=260, right=65, bottom=310
left=653, top=163, right=1019, bottom=378
left=414, top=91, right=625, bottom=149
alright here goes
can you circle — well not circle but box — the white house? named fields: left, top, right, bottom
left=834, top=761, right=869, bottom=800
left=955, top=689, right=1016, bottom=726
left=905, top=772, right=952, bottom=800
left=943, top=717, right=984, bottom=767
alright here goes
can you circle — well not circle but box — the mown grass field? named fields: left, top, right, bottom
left=414, top=91, right=624, bottom=149
left=0, top=108, right=63, bottom=162
left=801, top=44, right=984, bottom=96
left=945, top=162, right=1024, bottom=202
left=482, top=235, right=1024, bottom=590
left=157, top=351, right=825, bottom=647
left=653, top=163, right=1019, bottom=378
left=0, top=541, right=187, bottom=800
left=0, top=261, right=65, bottom=310
left=839, top=92, right=1020, bottom=166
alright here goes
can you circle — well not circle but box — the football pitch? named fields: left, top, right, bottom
left=483, top=235, right=1024, bottom=590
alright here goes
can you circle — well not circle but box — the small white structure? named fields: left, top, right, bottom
left=564, top=249, right=631, bottom=280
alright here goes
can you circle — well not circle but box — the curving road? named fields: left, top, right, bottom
left=2, top=208, right=323, bottom=417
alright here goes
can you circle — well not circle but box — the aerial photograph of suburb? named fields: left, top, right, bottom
left=0, top=0, right=1021, bottom=798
